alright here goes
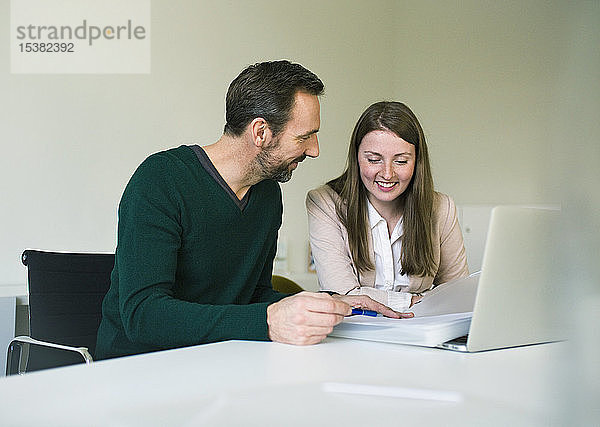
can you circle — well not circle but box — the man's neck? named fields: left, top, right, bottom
left=201, top=134, right=260, bottom=200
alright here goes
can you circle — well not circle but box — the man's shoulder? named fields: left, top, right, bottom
left=132, top=145, right=195, bottom=179
left=140, top=145, right=193, bottom=168
left=120, top=146, right=198, bottom=199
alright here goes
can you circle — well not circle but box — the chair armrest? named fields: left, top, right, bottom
left=6, top=336, right=93, bottom=376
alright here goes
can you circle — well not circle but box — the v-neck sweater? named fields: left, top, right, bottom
left=189, top=144, right=251, bottom=210
left=96, top=145, right=285, bottom=359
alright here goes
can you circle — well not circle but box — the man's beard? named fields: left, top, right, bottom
left=255, top=140, right=306, bottom=183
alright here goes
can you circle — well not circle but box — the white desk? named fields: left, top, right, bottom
left=0, top=338, right=568, bottom=426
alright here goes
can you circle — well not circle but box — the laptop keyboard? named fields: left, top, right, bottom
left=446, top=335, right=468, bottom=345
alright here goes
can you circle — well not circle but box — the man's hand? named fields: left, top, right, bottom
left=333, top=295, right=414, bottom=319
left=267, top=292, right=415, bottom=346
left=267, top=292, right=351, bottom=345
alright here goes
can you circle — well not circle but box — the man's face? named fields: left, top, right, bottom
left=256, top=91, right=321, bottom=182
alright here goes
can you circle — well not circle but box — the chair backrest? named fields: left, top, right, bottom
left=22, top=250, right=114, bottom=371
left=272, top=275, right=304, bottom=294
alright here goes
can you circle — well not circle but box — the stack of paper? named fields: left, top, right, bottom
left=330, top=272, right=480, bottom=347
left=330, top=312, right=472, bottom=347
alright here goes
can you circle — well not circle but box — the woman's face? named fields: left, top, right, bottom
left=357, top=130, right=416, bottom=211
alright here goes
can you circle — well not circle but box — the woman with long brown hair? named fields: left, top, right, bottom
left=306, top=101, right=469, bottom=311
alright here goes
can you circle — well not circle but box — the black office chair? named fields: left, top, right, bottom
left=6, top=250, right=114, bottom=375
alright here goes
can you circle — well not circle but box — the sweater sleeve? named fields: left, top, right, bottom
left=115, top=156, right=272, bottom=350
left=250, top=238, right=288, bottom=304
left=306, top=187, right=362, bottom=293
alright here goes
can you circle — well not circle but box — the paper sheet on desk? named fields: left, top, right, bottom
left=330, top=273, right=479, bottom=346
left=410, top=272, right=480, bottom=317
left=331, top=312, right=472, bottom=347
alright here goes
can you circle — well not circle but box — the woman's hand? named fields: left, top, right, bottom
left=334, top=294, right=414, bottom=318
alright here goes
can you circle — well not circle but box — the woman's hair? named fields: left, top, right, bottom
left=327, top=101, right=436, bottom=277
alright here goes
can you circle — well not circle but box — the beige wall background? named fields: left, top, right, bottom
left=0, top=1, right=598, bottom=420
left=0, top=0, right=597, bottom=288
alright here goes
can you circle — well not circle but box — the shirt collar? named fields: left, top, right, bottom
left=367, top=199, right=386, bottom=230
left=366, top=198, right=404, bottom=242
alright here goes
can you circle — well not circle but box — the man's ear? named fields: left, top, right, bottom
left=250, top=118, right=270, bottom=148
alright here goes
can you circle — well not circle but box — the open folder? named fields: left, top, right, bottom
left=330, top=273, right=480, bottom=347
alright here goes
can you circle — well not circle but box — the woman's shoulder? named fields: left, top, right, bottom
left=433, top=191, right=456, bottom=213
left=433, top=191, right=455, bottom=210
left=306, top=184, right=344, bottom=219
left=432, top=191, right=459, bottom=227
left=307, top=184, right=340, bottom=205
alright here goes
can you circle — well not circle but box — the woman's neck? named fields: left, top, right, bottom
left=368, top=196, right=404, bottom=236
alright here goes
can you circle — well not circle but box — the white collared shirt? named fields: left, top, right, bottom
left=366, top=200, right=412, bottom=311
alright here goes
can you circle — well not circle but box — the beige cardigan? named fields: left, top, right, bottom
left=306, top=185, right=469, bottom=300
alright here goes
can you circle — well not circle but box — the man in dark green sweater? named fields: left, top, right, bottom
left=96, top=60, right=403, bottom=359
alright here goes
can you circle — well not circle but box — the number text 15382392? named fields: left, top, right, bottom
left=18, top=42, right=75, bottom=53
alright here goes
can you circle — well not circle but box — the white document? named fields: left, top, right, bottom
left=410, top=272, right=480, bottom=317
left=330, top=273, right=480, bottom=346
left=330, top=312, right=472, bottom=347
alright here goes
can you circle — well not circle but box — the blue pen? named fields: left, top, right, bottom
left=351, top=308, right=378, bottom=317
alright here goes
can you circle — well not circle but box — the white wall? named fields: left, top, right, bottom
left=0, top=0, right=396, bottom=283
left=1, top=1, right=597, bottom=287
left=390, top=0, right=568, bottom=205
left=550, top=3, right=600, bottom=425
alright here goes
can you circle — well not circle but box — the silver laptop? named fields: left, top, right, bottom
left=438, top=206, right=565, bottom=352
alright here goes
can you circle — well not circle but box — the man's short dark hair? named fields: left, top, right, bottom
left=224, top=60, right=324, bottom=137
